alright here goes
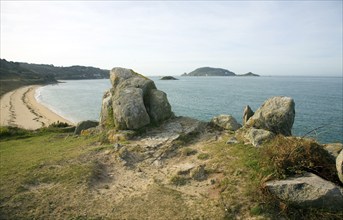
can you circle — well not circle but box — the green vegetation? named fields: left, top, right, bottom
left=0, top=59, right=57, bottom=96
left=183, top=67, right=236, bottom=76
left=0, top=128, right=341, bottom=219
left=197, top=152, right=210, bottom=160
left=180, top=147, right=197, bottom=156
left=260, top=135, right=340, bottom=184
left=0, top=59, right=109, bottom=96
left=170, top=175, right=189, bottom=186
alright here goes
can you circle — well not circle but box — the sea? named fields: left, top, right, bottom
left=35, top=76, right=343, bottom=144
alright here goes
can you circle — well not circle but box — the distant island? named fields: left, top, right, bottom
left=182, top=67, right=235, bottom=76
left=181, top=67, right=259, bottom=77
left=160, top=76, right=178, bottom=80
left=238, top=72, right=260, bottom=77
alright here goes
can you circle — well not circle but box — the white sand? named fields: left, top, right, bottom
left=0, top=85, right=74, bottom=129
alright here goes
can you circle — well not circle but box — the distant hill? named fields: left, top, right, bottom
left=0, top=59, right=57, bottom=96
left=182, top=67, right=236, bottom=76
left=19, top=62, right=109, bottom=80
left=0, top=59, right=110, bottom=96
left=238, top=72, right=260, bottom=77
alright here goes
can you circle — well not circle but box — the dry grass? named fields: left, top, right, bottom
left=1, top=127, right=342, bottom=219
left=261, top=135, right=340, bottom=185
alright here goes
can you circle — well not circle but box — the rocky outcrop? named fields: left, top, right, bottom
left=265, top=173, right=343, bottom=211
left=337, top=150, right=343, bottom=184
left=211, top=115, right=241, bottom=131
left=242, top=105, right=254, bottom=125
left=245, top=96, right=295, bottom=136
left=100, top=67, right=173, bottom=130
left=74, top=120, right=99, bottom=135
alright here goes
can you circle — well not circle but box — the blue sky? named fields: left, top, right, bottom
left=1, top=1, right=342, bottom=76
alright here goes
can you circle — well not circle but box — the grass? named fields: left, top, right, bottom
left=0, top=128, right=100, bottom=218
left=260, top=135, right=340, bottom=185
left=197, top=152, right=210, bottom=160
left=170, top=175, right=189, bottom=186
left=0, top=127, right=342, bottom=219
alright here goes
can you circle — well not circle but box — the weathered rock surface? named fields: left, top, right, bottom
left=243, top=128, right=275, bottom=147
left=265, top=173, right=343, bottom=211
left=211, top=114, right=242, bottom=131
left=246, top=96, right=295, bottom=136
left=242, top=105, right=254, bottom=125
left=324, top=143, right=343, bottom=159
left=74, top=120, right=99, bottom=135
left=100, top=67, right=173, bottom=130
left=337, top=150, right=343, bottom=184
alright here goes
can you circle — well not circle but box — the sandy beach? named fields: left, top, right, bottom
left=0, top=85, right=74, bottom=130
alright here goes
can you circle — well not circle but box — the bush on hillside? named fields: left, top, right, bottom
left=261, top=135, right=340, bottom=185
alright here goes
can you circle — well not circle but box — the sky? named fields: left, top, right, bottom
left=1, top=1, right=342, bottom=76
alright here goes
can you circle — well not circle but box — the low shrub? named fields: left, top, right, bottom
left=0, top=126, right=30, bottom=138
left=197, top=153, right=210, bottom=160
left=170, top=175, right=188, bottom=186
left=260, top=135, right=339, bottom=184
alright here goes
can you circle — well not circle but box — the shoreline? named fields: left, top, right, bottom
left=0, top=85, right=74, bottom=130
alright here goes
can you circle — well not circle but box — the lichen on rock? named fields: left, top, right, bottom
left=100, top=67, right=173, bottom=130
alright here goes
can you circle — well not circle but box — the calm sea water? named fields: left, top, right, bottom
left=36, top=76, right=343, bottom=144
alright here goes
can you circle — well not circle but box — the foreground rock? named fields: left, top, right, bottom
left=324, top=143, right=343, bottom=159
left=74, top=120, right=99, bottom=135
left=243, top=128, right=275, bottom=147
left=211, top=115, right=241, bottom=131
left=246, top=96, right=295, bottom=136
left=265, top=173, right=343, bottom=211
left=100, top=67, right=173, bottom=130
left=337, top=150, right=343, bottom=184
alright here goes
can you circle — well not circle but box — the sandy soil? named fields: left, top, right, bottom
left=0, top=85, right=74, bottom=129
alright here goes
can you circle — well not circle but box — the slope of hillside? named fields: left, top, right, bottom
left=182, top=67, right=236, bottom=76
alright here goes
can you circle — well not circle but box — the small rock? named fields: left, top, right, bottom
left=226, top=137, right=238, bottom=144
left=244, top=128, right=275, bottom=147
left=190, top=165, right=207, bottom=181
left=176, top=163, right=196, bottom=175
left=211, top=114, right=242, bottom=131
left=265, top=172, right=343, bottom=211
left=74, top=120, right=99, bottom=135
left=160, top=76, right=178, bottom=80
left=242, top=105, right=254, bottom=126
left=113, top=143, right=122, bottom=151
left=324, top=143, right=343, bottom=159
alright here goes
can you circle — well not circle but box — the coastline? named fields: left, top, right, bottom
left=0, top=85, right=74, bottom=130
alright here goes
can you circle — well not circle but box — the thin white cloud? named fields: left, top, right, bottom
left=1, top=1, right=342, bottom=76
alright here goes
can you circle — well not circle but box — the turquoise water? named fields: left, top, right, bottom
left=36, top=76, right=343, bottom=143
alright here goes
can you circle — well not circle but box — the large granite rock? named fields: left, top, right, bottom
left=100, top=68, right=173, bottom=130
left=337, top=150, right=343, bottom=184
left=211, top=114, right=242, bottom=131
left=246, top=96, right=295, bottom=136
left=265, top=173, right=343, bottom=211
